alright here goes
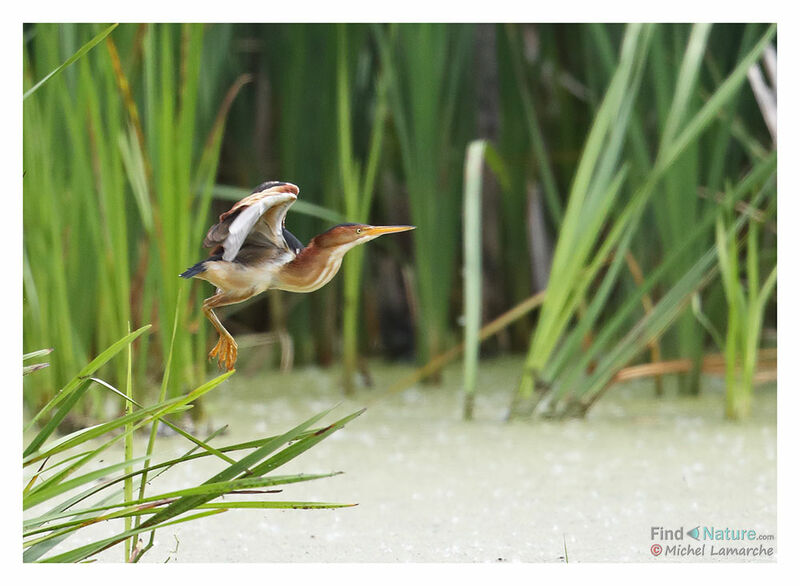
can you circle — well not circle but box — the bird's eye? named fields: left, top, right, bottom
left=356, top=228, right=362, bottom=234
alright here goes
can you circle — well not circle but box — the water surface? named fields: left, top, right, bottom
left=33, top=357, right=776, bottom=562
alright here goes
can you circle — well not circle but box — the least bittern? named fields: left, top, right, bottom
left=180, top=181, right=414, bottom=371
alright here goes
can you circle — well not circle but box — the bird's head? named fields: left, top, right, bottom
left=314, top=223, right=415, bottom=252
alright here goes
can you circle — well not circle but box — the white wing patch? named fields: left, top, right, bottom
left=221, top=193, right=296, bottom=261
left=222, top=201, right=268, bottom=261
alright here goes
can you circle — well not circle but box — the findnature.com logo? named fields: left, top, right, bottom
left=649, top=526, right=775, bottom=559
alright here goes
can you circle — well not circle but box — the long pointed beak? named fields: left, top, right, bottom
left=363, top=225, right=416, bottom=237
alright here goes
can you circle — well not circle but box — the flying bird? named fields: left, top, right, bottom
left=180, top=181, right=414, bottom=371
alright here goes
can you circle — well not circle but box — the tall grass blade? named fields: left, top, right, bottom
left=512, top=23, right=652, bottom=417
left=462, top=140, right=486, bottom=420
left=24, top=325, right=151, bottom=444
left=23, top=23, right=119, bottom=100
left=336, top=24, right=388, bottom=393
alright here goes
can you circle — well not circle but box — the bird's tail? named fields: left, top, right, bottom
left=180, top=254, right=223, bottom=279
left=179, top=259, right=209, bottom=279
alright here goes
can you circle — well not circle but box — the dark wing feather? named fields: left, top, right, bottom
left=283, top=229, right=305, bottom=254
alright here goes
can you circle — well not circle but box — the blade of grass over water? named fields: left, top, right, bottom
left=123, top=323, right=134, bottom=561
left=76, top=373, right=239, bottom=470
left=135, top=288, right=181, bottom=532
left=37, top=510, right=229, bottom=563
left=33, top=409, right=364, bottom=562
left=23, top=425, right=336, bottom=532
left=23, top=370, right=233, bottom=474
left=27, top=470, right=343, bottom=538
left=23, top=335, right=365, bottom=562
left=24, top=325, right=151, bottom=442
left=24, top=478, right=351, bottom=546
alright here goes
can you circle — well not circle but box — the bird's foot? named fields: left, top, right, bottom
left=209, top=335, right=238, bottom=371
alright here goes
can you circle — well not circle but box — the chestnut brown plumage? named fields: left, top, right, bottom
left=180, top=181, right=414, bottom=371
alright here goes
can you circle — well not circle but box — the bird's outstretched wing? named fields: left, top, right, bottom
left=204, top=181, right=299, bottom=261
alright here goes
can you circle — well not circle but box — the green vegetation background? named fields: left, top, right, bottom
left=23, top=23, right=777, bottom=421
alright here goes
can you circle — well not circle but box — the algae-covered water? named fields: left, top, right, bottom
left=31, top=357, right=777, bottom=562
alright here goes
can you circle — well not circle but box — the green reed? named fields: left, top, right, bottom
left=509, top=23, right=776, bottom=418
left=510, top=23, right=654, bottom=417
left=375, top=23, right=475, bottom=370
left=24, top=24, right=134, bottom=413
left=24, top=24, right=241, bottom=410
left=336, top=25, right=388, bottom=394
left=716, top=206, right=777, bottom=420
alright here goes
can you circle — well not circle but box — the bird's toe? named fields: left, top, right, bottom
left=209, top=337, right=228, bottom=370
left=209, top=343, right=220, bottom=360
left=225, top=339, right=238, bottom=371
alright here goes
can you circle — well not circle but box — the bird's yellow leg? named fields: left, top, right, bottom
left=202, top=292, right=248, bottom=371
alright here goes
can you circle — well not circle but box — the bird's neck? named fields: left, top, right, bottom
left=276, top=241, right=348, bottom=293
